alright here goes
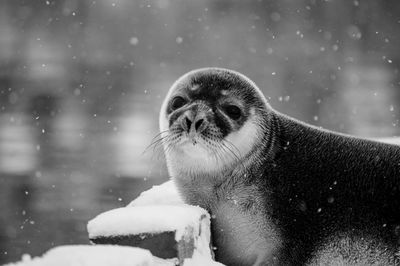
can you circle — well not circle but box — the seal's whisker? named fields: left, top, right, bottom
left=163, top=133, right=181, bottom=156
left=222, top=140, right=249, bottom=178
left=143, top=136, right=167, bottom=155
left=202, top=136, right=226, bottom=168
left=217, top=142, right=232, bottom=164
left=150, top=130, right=170, bottom=143
left=212, top=142, right=227, bottom=167
left=221, top=141, right=242, bottom=165
left=224, top=139, right=243, bottom=159
left=143, top=130, right=171, bottom=154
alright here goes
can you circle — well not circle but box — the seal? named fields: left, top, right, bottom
left=159, top=67, right=400, bottom=265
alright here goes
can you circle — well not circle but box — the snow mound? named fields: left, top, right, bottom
left=88, top=205, right=209, bottom=241
left=5, top=245, right=154, bottom=266
left=128, top=180, right=184, bottom=206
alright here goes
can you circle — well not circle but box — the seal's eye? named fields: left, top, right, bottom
left=171, top=96, right=187, bottom=110
left=224, top=105, right=241, bottom=120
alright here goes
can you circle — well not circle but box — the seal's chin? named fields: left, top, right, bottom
left=162, top=130, right=234, bottom=171
left=178, top=133, right=202, bottom=146
left=171, top=133, right=215, bottom=157
left=178, top=141, right=213, bottom=160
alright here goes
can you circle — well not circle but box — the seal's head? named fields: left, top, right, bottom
left=159, top=68, right=271, bottom=177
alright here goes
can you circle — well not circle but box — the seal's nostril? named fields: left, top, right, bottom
left=185, top=117, right=192, bottom=131
left=195, top=119, right=203, bottom=131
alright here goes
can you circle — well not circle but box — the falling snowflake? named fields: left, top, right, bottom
left=129, top=37, right=139, bottom=46
left=176, top=37, right=183, bottom=44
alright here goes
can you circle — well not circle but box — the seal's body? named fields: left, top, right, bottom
left=159, top=68, right=400, bottom=265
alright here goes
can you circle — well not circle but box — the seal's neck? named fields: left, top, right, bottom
left=172, top=167, right=236, bottom=209
left=171, top=143, right=269, bottom=211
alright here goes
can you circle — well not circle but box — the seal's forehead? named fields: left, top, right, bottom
left=191, top=70, right=243, bottom=91
left=174, top=70, right=250, bottom=100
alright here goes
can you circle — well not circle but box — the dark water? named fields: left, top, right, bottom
left=0, top=112, right=167, bottom=264
left=0, top=173, right=162, bottom=264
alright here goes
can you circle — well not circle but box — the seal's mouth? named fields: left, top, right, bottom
left=182, top=133, right=198, bottom=146
left=171, top=125, right=216, bottom=149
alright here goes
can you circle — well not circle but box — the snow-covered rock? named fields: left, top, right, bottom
left=4, top=245, right=157, bottom=266
left=88, top=205, right=214, bottom=265
left=88, top=205, right=208, bottom=239
left=87, top=181, right=225, bottom=265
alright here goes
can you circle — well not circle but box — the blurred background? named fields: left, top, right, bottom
left=0, top=0, right=399, bottom=263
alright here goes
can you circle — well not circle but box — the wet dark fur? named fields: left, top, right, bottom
left=254, top=112, right=400, bottom=264
left=163, top=68, right=400, bottom=265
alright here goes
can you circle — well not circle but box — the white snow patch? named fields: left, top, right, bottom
left=376, top=137, right=400, bottom=146
left=5, top=245, right=154, bottom=266
left=87, top=205, right=209, bottom=241
left=128, top=180, right=184, bottom=206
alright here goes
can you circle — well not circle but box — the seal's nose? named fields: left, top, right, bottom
left=181, top=115, right=208, bottom=133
